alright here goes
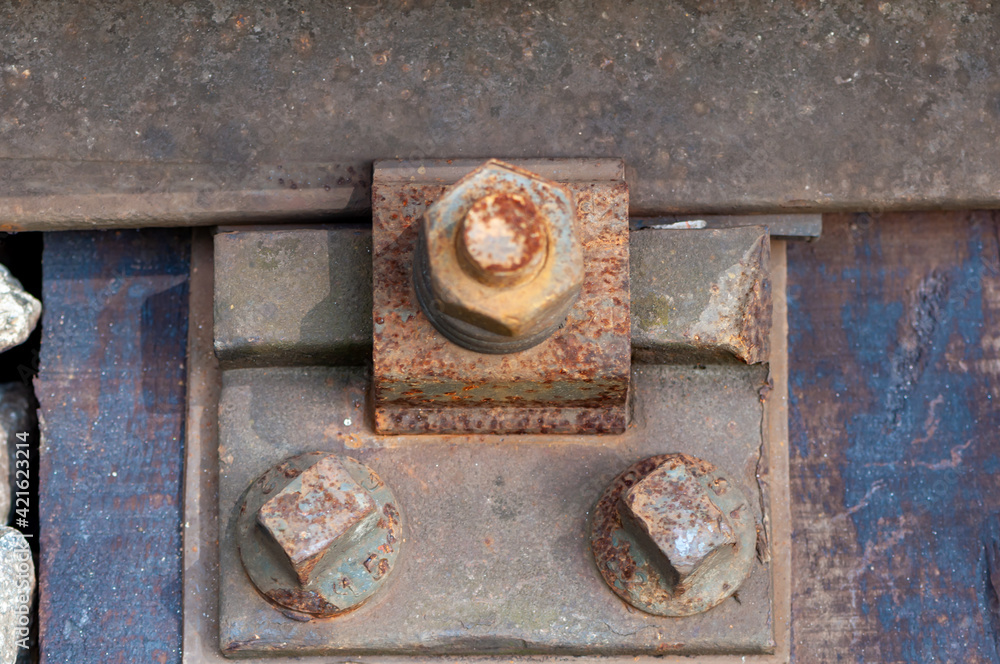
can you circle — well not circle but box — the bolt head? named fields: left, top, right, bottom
left=420, top=159, right=583, bottom=339
left=589, top=453, right=757, bottom=617
left=622, top=460, right=736, bottom=580
left=257, top=455, right=377, bottom=586
left=238, top=453, right=403, bottom=618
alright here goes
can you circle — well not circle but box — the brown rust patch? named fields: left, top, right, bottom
left=623, top=458, right=736, bottom=578
left=375, top=404, right=626, bottom=435
left=264, top=588, right=343, bottom=618
left=236, top=453, right=404, bottom=619
left=735, top=232, right=772, bottom=364
left=371, top=160, right=630, bottom=434
left=256, top=455, right=377, bottom=586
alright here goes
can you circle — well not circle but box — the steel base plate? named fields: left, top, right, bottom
left=371, top=159, right=631, bottom=435
left=217, top=364, right=771, bottom=657
left=183, top=232, right=792, bottom=663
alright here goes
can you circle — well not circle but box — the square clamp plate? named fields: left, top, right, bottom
left=371, top=159, right=631, bottom=435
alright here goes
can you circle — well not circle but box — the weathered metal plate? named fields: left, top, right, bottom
left=212, top=224, right=772, bottom=369
left=185, top=235, right=791, bottom=663
left=372, top=159, right=630, bottom=435
left=218, top=364, right=771, bottom=657
left=631, top=227, right=771, bottom=365
left=213, top=225, right=372, bottom=368
left=3, top=4, right=1000, bottom=230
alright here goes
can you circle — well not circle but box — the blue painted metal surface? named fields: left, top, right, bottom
left=787, top=212, right=1000, bottom=663
left=37, top=230, right=189, bottom=664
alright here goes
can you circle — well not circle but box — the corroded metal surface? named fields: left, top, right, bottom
left=624, top=459, right=735, bottom=578
left=414, top=160, right=583, bottom=353
left=190, top=239, right=791, bottom=663
left=235, top=452, right=402, bottom=619
left=591, top=454, right=757, bottom=618
left=4, top=4, right=1000, bottom=231
left=373, top=159, right=629, bottom=434
left=218, top=364, right=773, bottom=656
left=458, top=193, right=548, bottom=287
left=256, top=455, right=377, bottom=586
left=212, top=219, right=775, bottom=370
left=631, top=227, right=771, bottom=365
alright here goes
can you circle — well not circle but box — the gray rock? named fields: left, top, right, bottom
left=0, top=527, right=33, bottom=664
left=0, top=385, right=31, bottom=525
left=0, top=267, right=38, bottom=355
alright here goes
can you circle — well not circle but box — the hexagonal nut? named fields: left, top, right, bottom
left=419, top=159, right=583, bottom=339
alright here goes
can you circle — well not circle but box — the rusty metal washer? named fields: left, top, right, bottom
left=235, top=452, right=403, bottom=618
left=589, top=453, right=757, bottom=617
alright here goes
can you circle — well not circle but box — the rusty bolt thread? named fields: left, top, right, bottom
left=413, top=238, right=578, bottom=354
left=455, top=192, right=549, bottom=288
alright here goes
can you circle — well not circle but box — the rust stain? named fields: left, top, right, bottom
left=416, top=160, right=583, bottom=343
left=458, top=191, right=547, bottom=282
left=590, top=453, right=757, bottom=617
left=735, top=233, right=772, bottom=364
left=371, top=161, right=630, bottom=435
left=624, top=457, right=736, bottom=578
left=237, top=453, right=403, bottom=619
left=264, top=588, right=342, bottom=618
left=695, top=232, right=771, bottom=364
left=257, top=455, right=377, bottom=586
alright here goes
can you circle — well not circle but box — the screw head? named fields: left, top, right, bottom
left=236, top=453, right=403, bottom=618
left=589, top=453, right=757, bottom=617
left=414, top=159, right=583, bottom=354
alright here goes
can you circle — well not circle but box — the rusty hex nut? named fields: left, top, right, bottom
left=589, top=453, right=758, bottom=617
left=414, top=159, right=583, bottom=354
left=235, top=452, right=403, bottom=618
